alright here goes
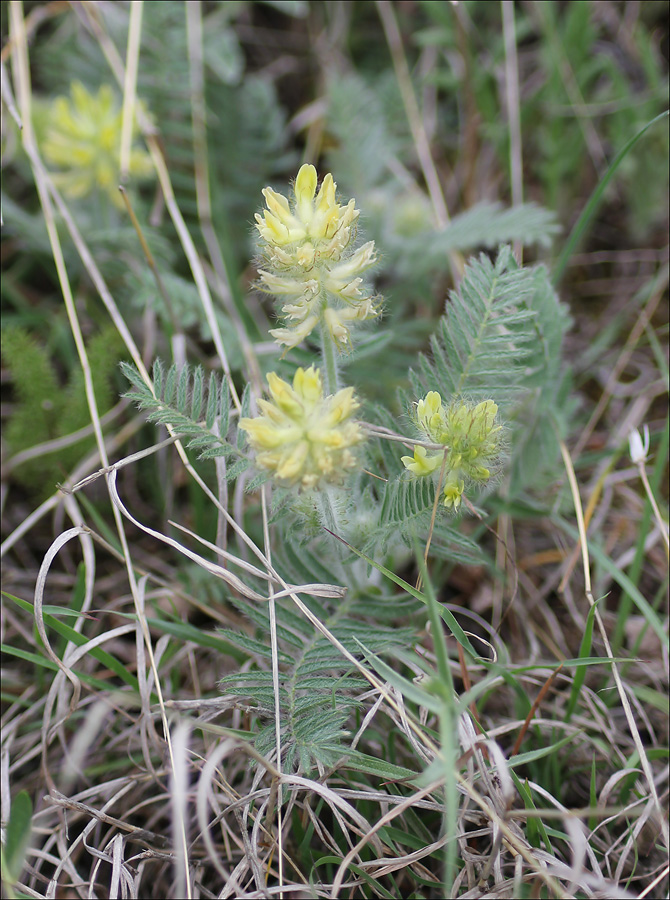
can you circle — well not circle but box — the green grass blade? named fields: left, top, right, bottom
left=550, top=520, right=668, bottom=650
left=325, top=530, right=478, bottom=658
left=564, top=597, right=602, bottom=722
left=510, top=773, right=551, bottom=851
left=2, top=591, right=143, bottom=695
left=509, top=731, right=581, bottom=769
left=354, top=639, right=443, bottom=714
left=1, top=790, right=32, bottom=888
left=553, top=110, right=669, bottom=286
left=1, top=644, right=117, bottom=692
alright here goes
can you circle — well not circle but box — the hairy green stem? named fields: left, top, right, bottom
left=320, top=320, right=339, bottom=395
left=316, top=485, right=343, bottom=541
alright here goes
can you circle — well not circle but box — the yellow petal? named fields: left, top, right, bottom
left=276, top=440, right=309, bottom=480
left=323, top=308, right=350, bottom=346
left=267, top=372, right=303, bottom=417
left=295, top=164, right=317, bottom=221
left=418, top=391, right=442, bottom=420
left=239, top=417, right=285, bottom=448
left=292, top=366, right=322, bottom=404
left=296, top=242, right=315, bottom=267
left=262, top=186, right=291, bottom=222
left=269, top=313, right=319, bottom=350
left=442, top=475, right=465, bottom=509
left=401, top=446, right=442, bottom=476
left=314, top=172, right=336, bottom=211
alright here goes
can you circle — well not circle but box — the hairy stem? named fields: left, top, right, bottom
left=320, top=320, right=339, bottom=395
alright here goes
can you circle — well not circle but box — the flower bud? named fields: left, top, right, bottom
left=401, top=391, right=504, bottom=511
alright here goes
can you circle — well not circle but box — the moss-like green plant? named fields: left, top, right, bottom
left=2, top=325, right=123, bottom=497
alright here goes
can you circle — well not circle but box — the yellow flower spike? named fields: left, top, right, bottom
left=255, top=165, right=379, bottom=351
left=40, top=82, right=153, bottom=207
left=401, top=446, right=443, bottom=477
left=239, top=367, right=364, bottom=488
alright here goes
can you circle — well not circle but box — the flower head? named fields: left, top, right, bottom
left=239, top=366, right=364, bottom=488
left=401, top=392, right=503, bottom=509
left=40, top=82, right=153, bottom=207
left=255, top=164, right=381, bottom=352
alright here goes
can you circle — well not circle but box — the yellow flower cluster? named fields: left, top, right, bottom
left=41, top=82, right=153, bottom=207
left=401, top=392, right=502, bottom=510
left=239, top=366, right=363, bottom=488
left=255, top=164, right=380, bottom=352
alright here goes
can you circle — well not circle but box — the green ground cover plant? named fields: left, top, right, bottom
left=2, top=2, right=668, bottom=898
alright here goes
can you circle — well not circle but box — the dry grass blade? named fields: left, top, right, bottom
left=559, top=437, right=670, bottom=853
left=330, top=778, right=445, bottom=897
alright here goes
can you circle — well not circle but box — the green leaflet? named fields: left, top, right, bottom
left=217, top=551, right=415, bottom=774
left=121, top=359, right=235, bottom=460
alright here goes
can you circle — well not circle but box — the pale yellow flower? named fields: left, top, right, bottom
left=269, top=314, right=320, bottom=351
left=40, top=82, right=153, bottom=207
left=442, top=474, right=465, bottom=510
left=323, top=299, right=381, bottom=350
left=239, top=366, right=363, bottom=488
left=400, top=445, right=442, bottom=476
left=255, top=164, right=380, bottom=352
left=417, top=391, right=445, bottom=442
